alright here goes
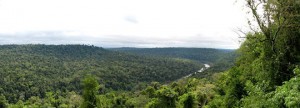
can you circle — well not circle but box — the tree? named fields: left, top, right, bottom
left=207, top=0, right=300, bottom=107
left=81, top=75, right=100, bottom=108
left=245, top=0, right=300, bottom=86
left=178, top=93, right=196, bottom=108
left=148, top=86, right=178, bottom=108
left=0, top=95, right=7, bottom=108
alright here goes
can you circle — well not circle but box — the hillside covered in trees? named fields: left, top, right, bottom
left=111, top=48, right=238, bottom=79
left=0, top=45, right=238, bottom=107
left=110, top=48, right=235, bottom=63
left=207, top=0, right=300, bottom=107
left=0, top=45, right=204, bottom=103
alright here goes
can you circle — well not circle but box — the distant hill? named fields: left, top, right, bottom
left=110, top=47, right=238, bottom=79
left=109, top=47, right=235, bottom=63
left=0, top=45, right=201, bottom=102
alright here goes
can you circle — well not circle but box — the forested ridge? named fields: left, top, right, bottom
left=111, top=47, right=238, bottom=79
left=110, top=48, right=235, bottom=63
left=0, top=44, right=235, bottom=107
left=0, top=44, right=203, bottom=103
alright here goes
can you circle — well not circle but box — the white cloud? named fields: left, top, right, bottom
left=0, top=0, right=248, bottom=49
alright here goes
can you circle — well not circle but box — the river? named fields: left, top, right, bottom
left=183, top=64, right=210, bottom=78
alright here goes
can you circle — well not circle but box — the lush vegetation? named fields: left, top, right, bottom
left=1, top=0, right=299, bottom=107
left=110, top=48, right=235, bottom=63
left=0, top=44, right=203, bottom=103
left=206, top=0, right=300, bottom=107
left=0, top=45, right=232, bottom=107
left=2, top=75, right=217, bottom=108
left=111, top=47, right=238, bottom=80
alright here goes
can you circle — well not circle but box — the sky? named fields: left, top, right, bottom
left=0, top=0, right=248, bottom=49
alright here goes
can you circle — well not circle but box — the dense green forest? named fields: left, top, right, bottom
left=111, top=47, right=237, bottom=79
left=206, top=0, right=300, bottom=107
left=0, top=45, right=204, bottom=103
left=110, top=48, right=235, bottom=63
left=0, top=45, right=234, bottom=107
left=0, top=45, right=233, bottom=107
left=1, top=0, right=299, bottom=107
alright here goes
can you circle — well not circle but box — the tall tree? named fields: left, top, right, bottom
left=0, top=95, right=7, bottom=108
left=207, top=0, right=300, bottom=107
left=246, top=0, right=300, bottom=85
left=81, top=75, right=99, bottom=108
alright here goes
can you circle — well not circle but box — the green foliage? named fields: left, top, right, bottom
left=145, top=98, right=161, bottom=108
left=113, top=47, right=238, bottom=83
left=178, top=93, right=196, bottom=108
left=0, top=44, right=202, bottom=103
left=145, top=85, right=179, bottom=108
left=6, top=91, right=82, bottom=108
left=112, top=94, right=129, bottom=108
left=143, top=78, right=216, bottom=108
left=155, top=85, right=178, bottom=107
left=269, top=73, right=300, bottom=108
left=206, top=0, right=300, bottom=107
left=0, top=95, right=8, bottom=108
left=125, top=94, right=150, bottom=108
left=81, top=75, right=99, bottom=108
left=96, top=94, right=112, bottom=108
left=293, top=66, right=300, bottom=76
left=111, top=47, right=235, bottom=63
left=0, top=45, right=229, bottom=107
left=239, top=68, right=300, bottom=108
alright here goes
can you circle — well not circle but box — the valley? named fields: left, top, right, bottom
left=0, top=44, right=235, bottom=107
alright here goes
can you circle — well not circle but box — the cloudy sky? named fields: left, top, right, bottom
left=0, top=0, right=248, bottom=49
